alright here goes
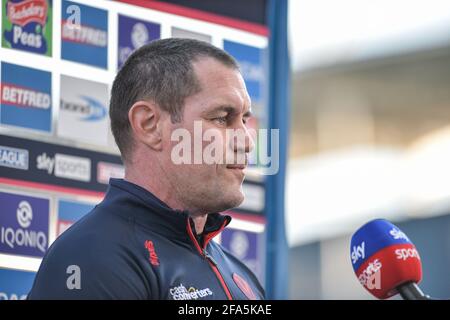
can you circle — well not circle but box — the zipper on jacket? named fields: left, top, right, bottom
left=186, top=218, right=233, bottom=300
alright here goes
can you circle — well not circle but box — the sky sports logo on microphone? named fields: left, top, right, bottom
left=350, top=219, right=423, bottom=299
left=389, top=227, right=409, bottom=241
left=351, top=241, right=365, bottom=265
left=357, top=258, right=382, bottom=290
left=395, top=248, right=420, bottom=261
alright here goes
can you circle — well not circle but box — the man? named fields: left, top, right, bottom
left=28, top=38, right=265, bottom=300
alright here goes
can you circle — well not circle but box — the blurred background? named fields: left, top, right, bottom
left=287, top=0, right=450, bottom=299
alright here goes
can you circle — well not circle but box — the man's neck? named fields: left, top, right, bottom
left=125, top=167, right=208, bottom=235
left=191, top=214, right=208, bottom=235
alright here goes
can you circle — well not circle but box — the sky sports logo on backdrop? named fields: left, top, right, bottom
left=0, top=62, right=52, bottom=132
left=0, top=191, right=49, bottom=258
left=2, top=0, right=53, bottom=56
left=36, top=152, right=91, bottom=182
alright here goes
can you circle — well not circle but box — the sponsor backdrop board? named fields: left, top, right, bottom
left=2, top=0, right=53, bottom=56
left=1, top=62, right=52, bottom=133
left=117, top=14, right=160, bottom=69
left=0, top=268, right=36, bottom=300
left=0, top=0, right=268, bottom=297
left=58, top=75, right=109, bottom=146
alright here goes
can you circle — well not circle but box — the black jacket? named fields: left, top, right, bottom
left=28, top=178, right=265, bottom=300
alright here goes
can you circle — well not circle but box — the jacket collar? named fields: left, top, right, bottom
left=104, top=178, right=231, bottom=246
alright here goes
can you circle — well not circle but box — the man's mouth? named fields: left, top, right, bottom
left=226, top=164, right=246, bottom=170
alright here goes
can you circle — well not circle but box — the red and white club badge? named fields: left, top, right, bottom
left=233, top=273, right=257, bottom=300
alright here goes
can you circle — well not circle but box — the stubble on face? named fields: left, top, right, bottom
left=161, top=57, right=253, bottom=215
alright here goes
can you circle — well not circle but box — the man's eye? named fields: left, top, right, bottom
left=213, top=117, right=228, bottom=125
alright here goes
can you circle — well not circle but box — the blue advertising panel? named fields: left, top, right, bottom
left=57, top=199, right=94, bottom=237
left=223, top=40, right=267, bottom=168
left=223, top=40, right=265, bottom=108
left=61, top=0, right=108, bottom=69
left=0, top=62, right=52, bottom=132
left=0, top=190, right=49, bottom=258
left=0, top=268, right=36, bottom=300
left=221, top=228, right=264, bottom=280
left=118, top=14, right=160, bottom=69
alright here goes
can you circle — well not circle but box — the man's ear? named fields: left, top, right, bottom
left=128, top=100, right=163, bottom=151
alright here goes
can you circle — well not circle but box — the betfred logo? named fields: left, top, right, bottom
left=7, top=0, right=48, bottom=26
left=61, top=20, right=107, bottom=47
left=0, top=62, right=52, bottom=132
left=1, top=83, right=51, bottom=109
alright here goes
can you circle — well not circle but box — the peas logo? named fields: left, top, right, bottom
left=2, top=0, right=52, bottom=56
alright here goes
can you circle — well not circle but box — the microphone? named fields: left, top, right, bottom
left=350, top=219, right=431, bottom=300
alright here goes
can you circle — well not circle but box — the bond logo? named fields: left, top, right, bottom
left=60, top=96, right=107, bottom=122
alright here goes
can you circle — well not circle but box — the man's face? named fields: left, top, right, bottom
left=160, top=57, right=254, bottom=214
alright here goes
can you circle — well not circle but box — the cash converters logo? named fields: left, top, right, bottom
left=169, top=284, right=213, bottom=300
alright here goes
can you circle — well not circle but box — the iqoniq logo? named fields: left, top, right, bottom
left=0, top=200, right=47, bottom=253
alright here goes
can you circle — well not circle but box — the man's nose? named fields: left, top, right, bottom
left=230, top=125, right=255, bottom=154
